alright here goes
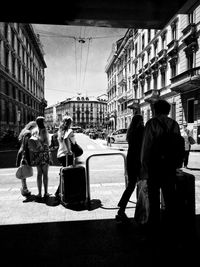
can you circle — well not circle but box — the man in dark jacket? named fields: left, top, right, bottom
left=141, top=99, right=184, bottom=235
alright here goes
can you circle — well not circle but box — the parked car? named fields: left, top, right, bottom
left=107, top=128, right=128, bottom=143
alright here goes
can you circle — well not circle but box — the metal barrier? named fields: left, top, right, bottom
left=85, top=152, right=128, bottom=203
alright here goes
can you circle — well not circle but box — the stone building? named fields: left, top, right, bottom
left=106, top=3, right=200, bottom=143
left=0, top=23, right=47, bottom=136
left=45, top=94, right=107, bottom=129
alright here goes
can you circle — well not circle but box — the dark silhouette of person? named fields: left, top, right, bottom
left=140, top=99, right=184, bottom=236
left=116, top=114, right=144, bottom=222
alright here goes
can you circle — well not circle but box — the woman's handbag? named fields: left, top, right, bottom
left=188, top=135, right=196, bottom=145
left=16, top=162, right=33, bottom=179
left=134, top=179, right=149, bottom=225
left=70, top=141, right=83, bottom=157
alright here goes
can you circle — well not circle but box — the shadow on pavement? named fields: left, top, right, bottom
left=0, top=215, right=199, bottom=266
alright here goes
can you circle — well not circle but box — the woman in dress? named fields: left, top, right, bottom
left=28, top=116, right=51, bottom=199
left=116, top=114, right=144, bottom=222
left=16, top=121, right=37, bottom=197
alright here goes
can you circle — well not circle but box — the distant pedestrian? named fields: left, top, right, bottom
left=116, top=114, right=144, bottom=222
left=28, top=116, right=51, bottom=200
left=181, top=124, right=191, bottom=168
left=16, top=121, right=37, bottom=197
left=140, top=99, right=184, bottom=235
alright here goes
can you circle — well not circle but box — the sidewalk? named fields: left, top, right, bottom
left=0, top=171, right=199, bottom=267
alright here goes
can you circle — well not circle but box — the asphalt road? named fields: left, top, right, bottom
left=0, top=133, right=128, bottom=191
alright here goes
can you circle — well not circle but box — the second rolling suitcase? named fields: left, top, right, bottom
left=175, top=169, right=195, bottom=228
left=60, top=154, right=87, bottom=207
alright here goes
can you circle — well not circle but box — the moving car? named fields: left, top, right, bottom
left=107, top=128, right=128, bottom=143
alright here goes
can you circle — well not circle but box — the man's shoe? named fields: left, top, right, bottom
left=115, top=211, right=130, bottom=223
left=21, top=188, right=31, bottom=197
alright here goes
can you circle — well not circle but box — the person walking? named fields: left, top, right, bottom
left=181, top=124, right=191, bottom=168
left=140, top=99, right=184, bottom=236
left=16, top=121, right=37, bottom=197
left=54, top=115, right=76, bottom=200
left=28, top=116, right=51, bottom=200
left=116, top=114, right=144, bottom=222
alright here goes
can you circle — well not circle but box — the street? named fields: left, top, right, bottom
left=0, top=133, right=128, bottom=205
left=0, top=133, right=200, bottom=217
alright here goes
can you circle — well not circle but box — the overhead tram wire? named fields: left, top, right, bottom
left=81, top=38, right=91, bottom=96
left=37, top=29, right=124, bottom=96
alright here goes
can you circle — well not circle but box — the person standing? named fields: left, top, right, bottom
left=28, top=116, right=51, bottom=199
left=54, top=115, right=76, bottom=199
left=116, top=114, right=144, bottom=222
left=16, top=121, right=37, bottom=197
left=140, top=99, right=184, bottom=235
left=181, top=124, right=191, bottom=168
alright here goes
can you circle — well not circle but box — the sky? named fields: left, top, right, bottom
left=32, top=24, right=127, bottom=106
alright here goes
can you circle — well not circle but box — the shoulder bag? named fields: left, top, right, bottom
left=188, top=135, right=195, bottom=145
left=16, top=158, right=33, bottom=179
left=134, top=179, right=149, bottom=225
left=70, top=140, right=83, bottom=157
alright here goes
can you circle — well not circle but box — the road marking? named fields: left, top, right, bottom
left=87, top=145, right=95, bottom=150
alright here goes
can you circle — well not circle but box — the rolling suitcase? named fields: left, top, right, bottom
left=175, top=169, right=195, bottom=229
left=60, top=154, right=87, bottom=207
left=161, top=169, right=195, bottom=236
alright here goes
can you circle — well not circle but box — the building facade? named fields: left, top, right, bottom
left=105, top=2, right=200, bottom=143
left=0, top=23, right=47, bottom=137
left=45, top=94, right=108, bottom=129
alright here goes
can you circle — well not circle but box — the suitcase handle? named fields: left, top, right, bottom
left=66, top=153, right=76, bottom=167
left=85, top=152, right=128, bottom=202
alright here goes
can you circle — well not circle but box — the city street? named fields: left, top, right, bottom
left=0, top=132, right=200, bottom=225
left=0, top=133, right=200, bottom=267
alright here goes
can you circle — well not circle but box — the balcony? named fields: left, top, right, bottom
left=170, top=67, right=200, bottom=92
left=118, top=74, right=127, bottom=86
left=157, top=49, right=167, bottom=64
left=138, top=68, right=145, bottom=79
left=117, top=91, right=127, bottom=103
left=144, top=89, right=160, bottom=103
left=167, top=40, right=178, bottom=57
left=127, top=98, right=140, bottom=109
left=132, top=74, right=138, bottom=84
left=182, top=23, right=197, bottom=45
left=150, top=56, right=159, bottom=70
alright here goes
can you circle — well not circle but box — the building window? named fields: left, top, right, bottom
left=188, top=12, right=194, bottom=24
left=161, top=33, right=166, bottom=49
left=153, top=76, right=157, bottom=89
left=147, top=78, right=151, bottom=91
left=154, top=41, right=158, bottom=57
left=171, top=103, right=176, bottom=120
left=171, top=63, right=177, bottom=78
left=148, top=29, right=151, bottom=43
left=161, top=71, right=166, bottom=87
left=135, top=43, right=138, bottom=57
left=141, top=82, right=144, bottom=97
left=142, top=34, right=145, bottom=50
left=187, top=99, right=194, bottom=123
left=187, top=52, right=194, bottom=69
left=171, top=23, right=177, bottom=40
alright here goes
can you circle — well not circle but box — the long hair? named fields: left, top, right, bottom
left=58, top=116, right=72, bottom=141
left=35, top=116, right=49, bottom=146
left=126, top=115, right=143, bottom=144
left=18, top=121, right=37, bottom=141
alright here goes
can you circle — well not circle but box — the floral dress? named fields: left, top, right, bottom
left=29, top=137, right=50, bottom=166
